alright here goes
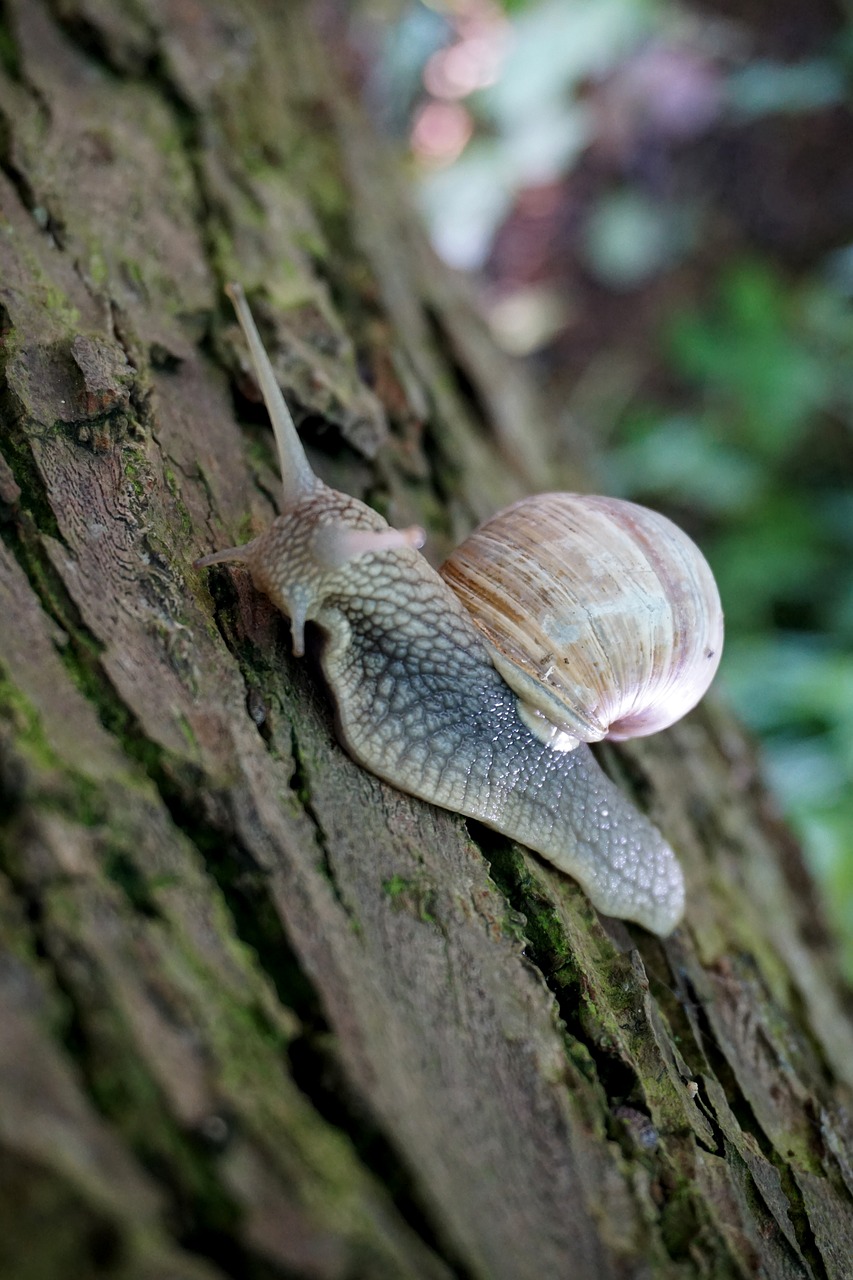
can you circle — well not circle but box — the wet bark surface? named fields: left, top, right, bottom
left=1, top=3, right=853, bottom=1278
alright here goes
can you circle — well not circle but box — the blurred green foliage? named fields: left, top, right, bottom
left=607, top=262, right=853, bottom=961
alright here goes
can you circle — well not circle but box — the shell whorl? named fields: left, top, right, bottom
left=440, top=493, right=723, bottom=747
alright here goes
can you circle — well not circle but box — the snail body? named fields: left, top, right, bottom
left=196, top=285, right=723, bottom=936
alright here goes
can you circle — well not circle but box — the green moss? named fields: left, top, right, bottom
left=0, top=225, right=77, bottom=334
left=241, top=431, right=276, bottom=480
left=206, top=221, right=238, bottom=283
left=101, top=846, right=161, bottom=918
left=43, top=287, right=80, bottom=329
left=563, top=1036, right=600, bottom=1085
left=122, top=452, right=146, bottom=497
left=176, top=714, right=198, bottom=755
left=486, top=843, right=579, bottom=986
left=0, top=247, right=81, bottom=337
left=381, top=874, right=437, bottom=925
left=86, top=246, right=110, bottom=289
left=171, top=490, right=198, bottom=547
left=41, top=865, right=285, bottom=1241
left=267, top=276, right=326, bottom=314
left=293, top=222, right=328, bottom=262
left=0, top=668, right=59, bottom=772
left=659, top=1181, right=704, bottom=1261
left=63, top=979, right=242, bottom=1239
left=122, top=258, right=145, bottom=291
left=382, top=873, right=410, bottom=899
left=6, top=560, right=185, bottom=790
left=0, top=424, right=62, bottom=541
left=0, top=669, right=106, bottom=827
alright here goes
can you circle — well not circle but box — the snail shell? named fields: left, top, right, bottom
left=440, top=493, right=723, bottom=751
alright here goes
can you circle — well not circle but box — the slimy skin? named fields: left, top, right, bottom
left=324, top=554, right=684, bottom=935
left=235, top=493, right=685, bottom=936
left=196, top=285, right=686, bottom=936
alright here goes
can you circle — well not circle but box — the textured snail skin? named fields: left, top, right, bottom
left=234, top=489, right=685, bottom=937
left=324, top=554, right=684, bottom=935
left=196, top=284, right=686, bottom=936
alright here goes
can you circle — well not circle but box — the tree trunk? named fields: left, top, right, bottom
left=1, top=2, right=852, bottom=1278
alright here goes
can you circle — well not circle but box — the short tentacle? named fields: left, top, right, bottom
left=193, top=540, right=257, bottom=570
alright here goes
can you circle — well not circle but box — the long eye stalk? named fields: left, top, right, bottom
left=225, top=281, right=316, bottom=504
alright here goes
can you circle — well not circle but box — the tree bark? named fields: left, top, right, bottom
left=1, top=2, right=852, bottom=1278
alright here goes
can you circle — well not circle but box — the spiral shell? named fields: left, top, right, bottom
left=440, top=493, right=723, bottom=749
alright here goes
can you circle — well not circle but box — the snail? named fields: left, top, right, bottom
left=195, top=284, right=724, bottom=936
